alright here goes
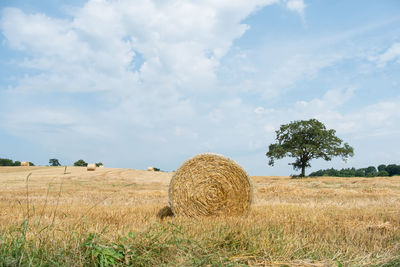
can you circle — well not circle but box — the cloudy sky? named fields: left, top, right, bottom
left=0, top=0, right=399, bottom=175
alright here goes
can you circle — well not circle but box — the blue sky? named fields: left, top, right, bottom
left=0, top=0, right=399, bottom=175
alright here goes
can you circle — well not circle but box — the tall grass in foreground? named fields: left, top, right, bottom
left=1, top=220, right=238, bottom=266
left=1, top=209, right=400, bottom=266
left=1, top=167, right=400, bottom=266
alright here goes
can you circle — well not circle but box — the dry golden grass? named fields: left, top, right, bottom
left=1, top=166, right=400, bottom=266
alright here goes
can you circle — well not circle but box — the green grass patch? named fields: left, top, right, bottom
left=1, top=219, right=398, bottom=266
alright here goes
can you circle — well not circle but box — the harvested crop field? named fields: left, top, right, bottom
left=1, top=166, right=400, bottom=266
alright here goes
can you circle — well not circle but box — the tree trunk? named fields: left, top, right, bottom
left=300, top=160, right=306, bottom=177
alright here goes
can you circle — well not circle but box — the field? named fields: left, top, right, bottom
left=1, top=166, right=400, bottom=266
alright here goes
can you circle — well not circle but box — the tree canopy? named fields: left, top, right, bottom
left=309, top=164, right=400, bottom=177
left=266, top=119, right=354, bottom=177
left=74, top=159, right=88, bottom=167
left=0, top=158, right=34, bottom=166
left=49, top=158, right=61, bottom=166
left=0, top=158, right=14, bottom=166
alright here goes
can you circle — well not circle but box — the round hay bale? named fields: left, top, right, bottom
left=168, top=153, right=253, bottom=217
left=87, top=164, right=96, bottom=171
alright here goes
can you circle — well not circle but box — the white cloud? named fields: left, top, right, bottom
left=286, top=0, right=306, bottom=17
left=295, top=87, right=356, bottom=110
left=262, top=54, right=340, bottom=96
left=248, top=86, right=400, bottom=145
left=293, top=88, right=400, bottom=137
left=254, top=107, right=275, bottom=114
left=374, top=42, right=400, bottom=67
left=222, top=49, right=343, bottom=99
left=0, top=0, right=287, bottom=165
left=1, top=1, right=284, bottom=95
left=2, top=104, right=115, bottom=139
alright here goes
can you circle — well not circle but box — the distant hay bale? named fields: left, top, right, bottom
left=98, top=165, right=104, bottom=168
left=20, top=162, right=29, bottom=166
left=168, top=153, right=253, bottom=217
left=147, top=166, right=155, bottom=171
left=87, top=164, right=96, bottom=171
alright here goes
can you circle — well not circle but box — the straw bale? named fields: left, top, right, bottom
left=20, top=162, right=30, bottom=166
left=87, top=164, right=96, bottom=171
left=147, top=166, right=155, bottom=171
left=168, top=153, right=253, bottom=217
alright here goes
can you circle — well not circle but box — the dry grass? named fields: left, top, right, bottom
left=1, top=166, right=400, bottom=266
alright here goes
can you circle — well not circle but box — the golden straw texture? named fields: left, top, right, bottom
left=169, top=153, right=253, bottom=217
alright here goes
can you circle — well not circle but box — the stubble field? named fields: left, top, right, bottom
left=1, top=166, right=399, bottom=266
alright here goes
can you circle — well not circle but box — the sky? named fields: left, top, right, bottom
left=0, top=0, right=399, bottom=175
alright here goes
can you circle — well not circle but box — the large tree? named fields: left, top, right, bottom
left=266, top=119, right=354, bottom=177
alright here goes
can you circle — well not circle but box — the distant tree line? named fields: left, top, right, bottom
left=49, top=159, right=103, bottom=167
left=0, top=158, right=103, bottom=167
left=50, top=159, right=103, bottom=167
left=73, top=159, right=103, bottom=167
left=309, top=164, right=400, bottom=177
left=0, top=158, right=35, bottom=166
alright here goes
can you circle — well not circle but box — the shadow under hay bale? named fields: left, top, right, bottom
left=168, top=153, right=253, bottom=217
left=157, top=206, right=174, bottom=219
